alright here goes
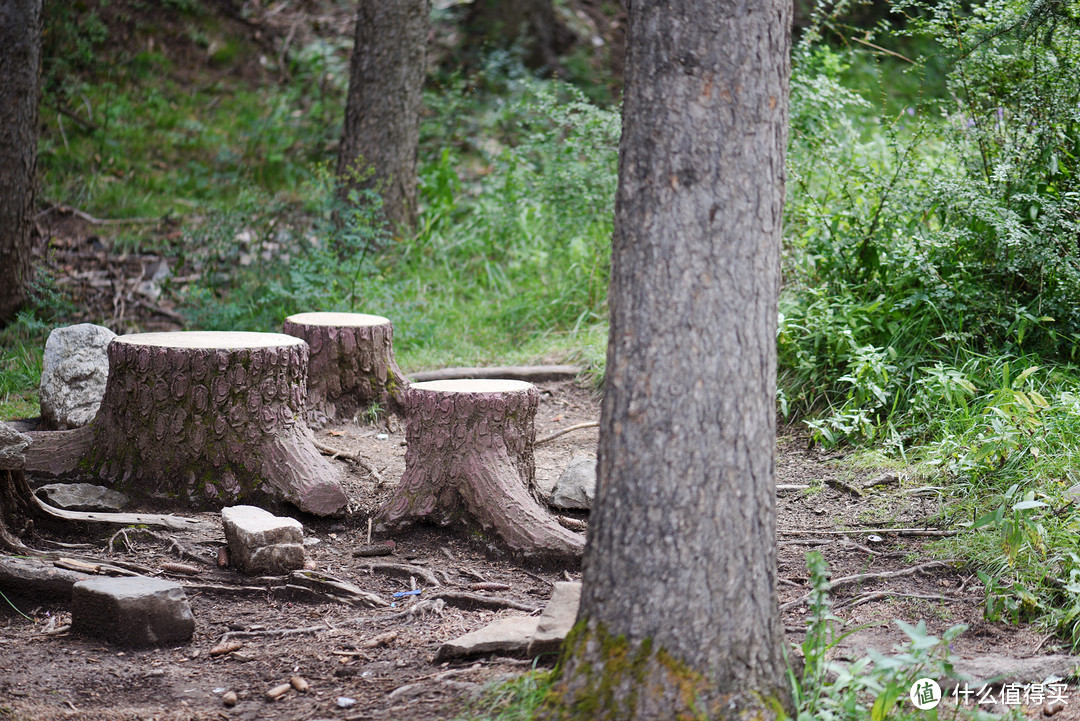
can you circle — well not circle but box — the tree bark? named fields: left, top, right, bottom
left=282, top=312, right=408, bottom=424
left=0, top=424, right=41, bottom=553
left=337, top=0, right=429, bottom=231
left=0, top=0, right=41, bottom=324
left=375, top=379, right=584, bottom=559
left=24, top=332, right=349, bottom=516
left=542, top=0, right=793, bottom=717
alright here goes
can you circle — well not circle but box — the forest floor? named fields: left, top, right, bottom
left=2, top=378, right=1079, bottom=720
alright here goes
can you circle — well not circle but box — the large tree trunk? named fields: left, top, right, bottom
left=25, top=332, right=349, bottom=516
left=542, top=0, right=793, bottom=717
left=282, top=312, right=408, bottom=424
left=375, top=379, right=584, bottom=559
left=0, top=0, right=41, bottom=324
left=337, top=0, right=429, bottom=231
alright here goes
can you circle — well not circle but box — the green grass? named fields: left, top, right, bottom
left=455, top=669, right=553, bottom=721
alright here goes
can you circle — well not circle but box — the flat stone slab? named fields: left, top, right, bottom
left=35, top=482, right=128, bottom=512
left=71, top=576, right=194, bottom=647
left=528, top=581, right=581, bottom=657
left=222, top=505, right=305, bottom=575
left=944, top=653, right=1080, bottom=691
left=436, top=616, right=540, bottom=661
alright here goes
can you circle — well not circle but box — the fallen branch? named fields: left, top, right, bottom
left=408, top=365, right=582, bottom=383
left=836, top=591, right=956, bottom=611
left=536, top=422, right=599, bottom=446
left=359, top=561, right=441, bottom=588
left=824, top=478, right=863, bottom=497
left=219, top=624, right=330, bottom=644
left=779, top=528, right=957, bottom=537
left=312, top=439, right=387, bottom=487
left=287, top=570, right=389, bottom=608
left=780, top=560, right=959, bottom=612
left=38, top=203, right=159, bottom=226
left=108, top=527, right=218, bottom=567
left=26, top=483, right=209, bottom=531
left=430, top=590, right=540, bottom=613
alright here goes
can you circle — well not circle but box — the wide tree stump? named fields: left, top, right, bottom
left=282, top=312, right=408, bottom=424
left=25, top=331, right=349, bottom=516
left=375, top=379, right=584, bottom=558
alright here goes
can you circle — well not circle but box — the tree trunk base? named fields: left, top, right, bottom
left=24, top=332, right=348, bottom=516
left=282, top=312, right=408, bottom=425
left=375, top=379, right=584, bottom=559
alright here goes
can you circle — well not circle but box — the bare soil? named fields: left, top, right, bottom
left=2, top=383, right=1078, bottom=720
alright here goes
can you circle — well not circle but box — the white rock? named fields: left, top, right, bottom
left=0, top=423, right=32, bottom=470
left=222, top=505, right=305, bottom=575
left=550, top=454, right=596, bottom=510
left=39, top=323, right=116, bottom=429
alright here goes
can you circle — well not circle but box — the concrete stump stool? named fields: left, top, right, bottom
left=25, top=331, right=349, bottom=516
left=375, top=379, right=584, bottom=558
left=282, top=312, right=408, bottom=424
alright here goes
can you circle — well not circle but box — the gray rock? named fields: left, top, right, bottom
left=528, top=581, right=581, bottom=657
left=550, top=454, right=596, bottom=510
left=436, top=616, right=540, bottom=661
left=71, top=576, right=194, bottom=647
left=222, top=505, right=305, bottom=575
left=39, top=323, right=116, bottom=430
left=943, top=653, right=1080, bottom=691
left=35, top=482, right=128, bottom=512
left=0, top=423, right=32, bottom=470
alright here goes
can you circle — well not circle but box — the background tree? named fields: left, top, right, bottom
left=541, top=0, right=793, bottom=716
left=337, top=0, right=429, bottom=231
left=0, top=0, right=42, bottom=324
left=462, top=0, right=574, bottom=72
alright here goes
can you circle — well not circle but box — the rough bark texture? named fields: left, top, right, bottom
left=336, top=0, right=429, bottom=230
left=0, top=0, right=41, bottom=324
left=543, top=0, right=793, bottom=717
left=375, top=380, right=584, bottom=559
left=24, top=332, right=349, bottom=516
left=0, top=423, right=42, bottom=553
left=282, top=312, right=408, bottom=424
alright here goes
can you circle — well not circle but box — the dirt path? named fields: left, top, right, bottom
left=0, top=382, right=1076, bottom=720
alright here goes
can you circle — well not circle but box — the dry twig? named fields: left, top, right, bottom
left=536, top=422, right=599, bottom=446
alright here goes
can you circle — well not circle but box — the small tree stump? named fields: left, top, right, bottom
left=282, top=312, right=408, bottom=424
left=25, top=331, right=349, bottom=516
left=375, top=379, right=584, bottom=558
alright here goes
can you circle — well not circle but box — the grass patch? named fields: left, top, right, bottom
left=455, top=669, right=553, bottom=721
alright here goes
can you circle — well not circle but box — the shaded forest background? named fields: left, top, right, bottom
left=7, top=0, right=1080, bottom=653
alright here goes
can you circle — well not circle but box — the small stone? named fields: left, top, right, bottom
left=71, top=577, right=194, bottom=647
left=376, top=433, right=389, bottom=440
left=867, top=534, right=883, bottom=543
left=1044, top=699, right=1066, bottom=716
left=290, top=675, right=309, bottom=692
left=337, top=697, right=356, bottom=708
left=222, top=505, right=305, bottom=575
left=222, top=691, right=238, bottom=707
left=0, top=423, right=31, bottom=470
left=550, top=454, right=596, bottom=510
left=38, top=323, right=117, bottom=430
left=862, top=472, right=900, bottom=490
left=303, top=537, right=321, bottom=546
left=35, top=482, right=128, bottom=512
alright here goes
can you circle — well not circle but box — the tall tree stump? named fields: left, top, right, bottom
left=25, top=331, right=349, bottom=516
left=375, top=379, right=584, bottom=559
left=282, top=312, right=408, bottom=424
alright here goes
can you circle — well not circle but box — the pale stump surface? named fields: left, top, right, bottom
left=282, top=312, right=408, bottom=424
left=375, top=379, right=584, bottom=558
left=26, top=331, right=349, bottom=516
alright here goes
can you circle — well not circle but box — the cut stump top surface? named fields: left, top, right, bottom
left=112, top=331, right=306, bottom=349
left=411, top=379, right=534, bottom=394
left=285, top=312, right=390, bottom=327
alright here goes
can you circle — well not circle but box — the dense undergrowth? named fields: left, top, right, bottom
left=5, top=0, right=1080, bottom=702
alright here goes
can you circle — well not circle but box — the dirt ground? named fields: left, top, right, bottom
left=2, top=381, right=1078, bottom=721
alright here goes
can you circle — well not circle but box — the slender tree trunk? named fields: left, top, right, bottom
left=0, top=0, right=42, bottom=324
left=337, top=0, right=429, bottom=231
left=463, top=0, right=574, bottom=71
left=542, top=0, right=793, bottom=717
